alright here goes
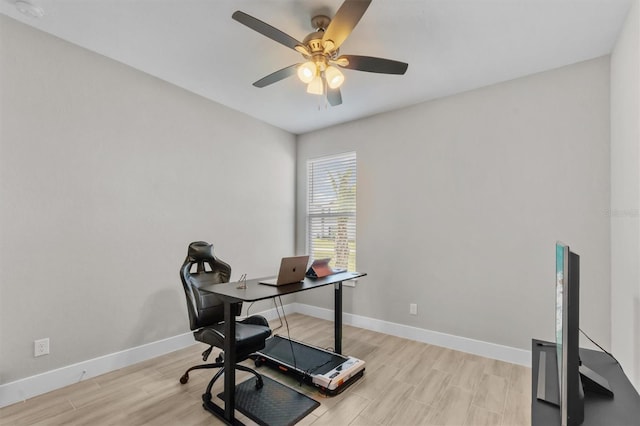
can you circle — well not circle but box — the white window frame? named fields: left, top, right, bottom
left=306, top=152, right=357, bottom=271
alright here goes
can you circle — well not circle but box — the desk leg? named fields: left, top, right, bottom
left=223, top=302, right=237, bottom=423
left=334, top=282, right=342, bottom=354
left=201, top=302, right=242, bottom=425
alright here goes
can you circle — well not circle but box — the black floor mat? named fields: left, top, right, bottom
left=217, top=375, right=320, bottom=426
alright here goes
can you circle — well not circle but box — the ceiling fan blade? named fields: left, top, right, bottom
left=327, top=87, right=343, bottom=106
left=338, top=55, right=408, bottom=75
left=232, top=11, right=303, bottom=51
left=322, top=0, right=372, bottom=49
left=253, top=64, right=299, bottom=88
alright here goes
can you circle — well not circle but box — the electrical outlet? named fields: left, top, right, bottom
left=34, top=338, right=49, bottom=357
left=410, top=303, right=418, bottom=315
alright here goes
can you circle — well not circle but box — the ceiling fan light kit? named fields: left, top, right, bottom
left=232, top=0, right=408, bottom=106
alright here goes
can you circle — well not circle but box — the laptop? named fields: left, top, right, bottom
left=306, top=258, right=334, bottom=278
left=259, top=255, right=310, bottom=286
left=306, top=258, right=348, bottom=278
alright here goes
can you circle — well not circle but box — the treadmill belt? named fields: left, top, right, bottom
left=262, top=336, right=346, bottom=375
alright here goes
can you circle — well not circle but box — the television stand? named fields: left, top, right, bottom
left=535, top=350, right=613, bottom=406
left=536, top=351, right=559, bottom=405
left=579, top=363, right=613, bottom=397
left=532, top=339, right=639, bottom=425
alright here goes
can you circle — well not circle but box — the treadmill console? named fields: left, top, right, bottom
left=312, top=357, right=366, bottom=391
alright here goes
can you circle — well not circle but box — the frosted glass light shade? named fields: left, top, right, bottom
left=325, top=66, right=344, bottom=89
left=297, top=62, right=317, bottom=84
left=306, top=76, right=324, bottom=95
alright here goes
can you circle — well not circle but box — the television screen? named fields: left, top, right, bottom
left=555, top=242, right=567, bottom=408
left=556, top=242, right=568, bottom=398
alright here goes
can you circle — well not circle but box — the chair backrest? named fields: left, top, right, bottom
left=180, top=241, right=239, bottom=330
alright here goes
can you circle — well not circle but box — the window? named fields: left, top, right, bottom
left=307, top=152, right=356, bottom=271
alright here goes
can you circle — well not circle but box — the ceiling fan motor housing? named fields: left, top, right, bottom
left=304, top=33, right=326, bottom=53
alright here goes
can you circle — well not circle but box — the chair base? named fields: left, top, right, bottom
left=179, top=361, right=224, bottom=384
left=202, top=365, right=263, bottom=426
left=181, top=362, right=264, bottom=425
left=203, top=364, right=264, bottom=395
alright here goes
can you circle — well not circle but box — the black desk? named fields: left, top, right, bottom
left=200, top=271, right=366, bottom=425
left=531, top=339, right=640, bottom=426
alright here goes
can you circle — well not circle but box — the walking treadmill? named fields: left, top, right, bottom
left=253, top=335, right=365, bottom=395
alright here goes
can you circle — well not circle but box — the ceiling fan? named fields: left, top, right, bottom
left=232, top=0, right=408, bottom=106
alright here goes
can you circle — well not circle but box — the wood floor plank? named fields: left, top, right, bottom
left=483, top=358, right=514, bottom=379
left=471, top=373, right=509, bottom=414
left=0, top=396, right=74, bottom=425
left=426, top=386, right=475, bottom=426
left=350, top=363, right=402, bottom=401
left=411, top=368, right=452, bottom=406
left=360, top=379, right=415, bottom=425
left=449, top=353, right=486, bottom=392
left=395, top=344, right=431, bottom=386
left=388, top=397, right=433, bottom=426
left=349, top=414, right=383, bottom=426
left=464, top=405, right=503, bottom=426
left=508, top=364, right=532, bottom=396
left=501, top=383, right=531, bottom=426
left=431, top=346, right=467, bottom=375
left=311, top=393, right=369, bottom=426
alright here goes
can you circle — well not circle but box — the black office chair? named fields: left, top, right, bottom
left=178, top=241, right=271, bottom=396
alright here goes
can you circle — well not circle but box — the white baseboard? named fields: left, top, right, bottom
left=0, top=332, right=196, bottom=408
left=292, top=303, right=531, bottom=367
left=0, top=302, right=530, bottom=408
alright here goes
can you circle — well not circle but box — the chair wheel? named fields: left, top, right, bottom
left=180, top=374, right=189, bottom=384
left=255, top=377, right=264, bottom=389
left=215, top=352, right=224, bottom=363
left=254, top=358, right=262, bottom=368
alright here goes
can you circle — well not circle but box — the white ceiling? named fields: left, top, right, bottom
left=0, top=0, right=633, bottom=134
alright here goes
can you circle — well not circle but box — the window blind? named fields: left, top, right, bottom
left=307, top=152, right=356, bottom=271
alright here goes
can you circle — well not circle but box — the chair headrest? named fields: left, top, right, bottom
left=187, top=241, right=215, bottom=262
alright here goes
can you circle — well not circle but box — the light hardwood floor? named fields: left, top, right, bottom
left=1, top=314, right=531, bottom=425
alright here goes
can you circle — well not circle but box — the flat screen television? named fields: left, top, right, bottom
left=537, top=242, right=613, bottom=426
left=555, top=241, right=584, bottom=425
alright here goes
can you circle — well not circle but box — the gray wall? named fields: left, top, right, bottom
left=0, top=16, right=296, bottom=384
left=611, top=0, right=640, bottom=390
left=296, top=57, right=611, bottom=352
